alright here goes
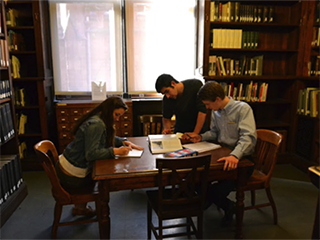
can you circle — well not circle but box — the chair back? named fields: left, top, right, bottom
left=155, top=154, right=211, bottom=217
left=253, top=129, right=282, bottom=181
left=139, top=114, right=162, bottom=135
left=34, top=140, right=71, bottom=203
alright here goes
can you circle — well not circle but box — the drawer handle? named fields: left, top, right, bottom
left=61, top=111, right=65, bottom=114
left=62, top=126, right=66, bottom=129
left=124, top=124, right=128, bottom=127
left=62, top=134, right=67, bottom=138
left=61, top=118, right=66, bottom=122
left=73, top=111, right=78, bottom=114
left=124, top=116, right=128, bottom=120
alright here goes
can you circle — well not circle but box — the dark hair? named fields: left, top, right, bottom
left=198, top=81, right=225, bottom=102
left=155, top=74, right=179, bottom=93
left=71, top=96, right=128, bottom=146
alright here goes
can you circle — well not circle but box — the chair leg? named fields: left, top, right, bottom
left=158, top=217, right=163, bottom=240
left=198, top=214, right=203, bottom=239
left=147, top=203, right=152, bottom=239
left=265, top=187, right=278, bottom=225
left=52, top=202, right=63, bottom=239
left=250, top=190, right=256, bottom=206
left=186, top=217, right=191, bottom=238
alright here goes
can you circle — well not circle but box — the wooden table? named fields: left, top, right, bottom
left=92, top=137, right=253, bottom=239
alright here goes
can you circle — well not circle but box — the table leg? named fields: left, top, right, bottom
left=235, top=167, right=247, bottom=239
left=97, top=180, right=111, bottom=239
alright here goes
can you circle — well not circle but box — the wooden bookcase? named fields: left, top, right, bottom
left=5, top=0, right=54, bottom=170
left=0, top=0, right=27, bottom=228
left=291, top=0, right=320, bottom=171
left=197, top=1, right=309, bottom=164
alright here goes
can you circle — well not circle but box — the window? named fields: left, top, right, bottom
left=49, top=0, right=197, bottom=96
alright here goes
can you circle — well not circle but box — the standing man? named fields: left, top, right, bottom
left=185, top=81, right=257, bottom=226
left=155, top=74, right=208, bottom=134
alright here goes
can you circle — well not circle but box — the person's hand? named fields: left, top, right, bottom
left=114, top=146, right=132, bottom=155
left=162, top=128, right=172, bottom=134
left=182, top=132, right=201, bottom=143
left=217, top=155, right=239, bottom=171
left=123, top=141, right=144, bottom=151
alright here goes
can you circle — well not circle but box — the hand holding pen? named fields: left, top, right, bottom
left=182, top=132, right=202, bottom=143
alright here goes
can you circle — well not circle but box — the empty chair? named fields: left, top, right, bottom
left=242, top=129, right=282, bottom=224
left=34, top=140, right=98, bottom=239
left=139, top=114, right=163, bottom=135
left=146, top=154, right=211, bottom=239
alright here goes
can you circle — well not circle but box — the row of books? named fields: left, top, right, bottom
left=5, top=8, right=19, bottom=27
left=211, top=29, right=259, bottom=49
left=0, top=103, right=15, bottom=144
left=16, top=113, right=27, bottom=135
left=14, top=87, right=26, bottom=107
left=208, top=55, right=263, bottom=77
left=11, top=55, right=21, bottom=78
left=0, top=154, right=23, bottom=206
left=297, top=87, right=319, bottom=118
left=8, top=30, right=25, bottom=52
left=0, top=80, right=12, bottom=100
left=308, top=56, right=320, bottom=77
left=220, top=81, right=268, bottom=103
left=210, top=1, right=274, bottom=23
left=19, top=142, right=27, bottom=160
left=0, top=39, right=10, bottom=67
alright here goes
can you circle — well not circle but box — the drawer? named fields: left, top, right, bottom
left=120, top=122, right=132, bottom=129
left=70, top=108, right=83, bottom=116
left=56, top=109, right=70, bottom=117
left=57, top=124, right=71, bottom=132
left=57, top=116, right=70, bottom=124
left=119, top=129, right=132, bottom=137
left=120, top=114, right=132, bottom=122
left=70, top=116, right=81, bottom=123
left=59, top=132, right=72, bottom=140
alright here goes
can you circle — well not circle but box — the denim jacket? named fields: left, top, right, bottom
left=63, top=115, right=126, bottom=172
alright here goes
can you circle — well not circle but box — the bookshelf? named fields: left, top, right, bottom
left=0, top=0, right=27, bottom=228
left=5, top=0, right=54, bottom=170
left=197, top=1, right=304, bottom=164
left=292, top=0, right=320, bottom=171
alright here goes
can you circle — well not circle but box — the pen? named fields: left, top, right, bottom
left=186, top=133, right=192, bottom=138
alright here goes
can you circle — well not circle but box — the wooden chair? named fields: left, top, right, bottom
left=34, top=140, right=98, bottom=239
left=139, top=114, right=163, bottom=135
left=146, top=154, right=211, bottom=239
left=242, top=129, right=283, bottom=224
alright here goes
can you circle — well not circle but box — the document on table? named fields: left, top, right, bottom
left=182, top=141, right=221, bottom=153
left=117, top=149, right=144, bottom=158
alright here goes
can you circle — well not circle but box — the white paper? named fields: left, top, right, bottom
left=117, top=149, right=144, bottom=158
left=91, top=81, right=106, bottom=100
left=182, top=141, right=221, bottom=153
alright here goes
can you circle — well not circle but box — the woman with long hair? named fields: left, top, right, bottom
left=55, top=96, right=143, bottom=217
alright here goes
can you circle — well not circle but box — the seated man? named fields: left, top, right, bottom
left=155, top=74, right=208, bottom=135
left=185, top=81, right=257, bottom=226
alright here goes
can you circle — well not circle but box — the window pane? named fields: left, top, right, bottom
left=126, top=0, right=197, bottom=93
left=50, top=0, right=122, bottom=95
